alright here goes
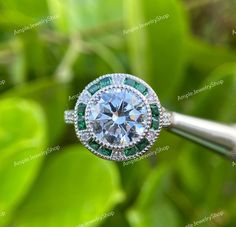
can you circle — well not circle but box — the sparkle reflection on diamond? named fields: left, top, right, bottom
left=88, top=88, right=148, bottom=146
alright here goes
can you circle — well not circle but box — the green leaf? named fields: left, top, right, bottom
left=8, top=38, right=26, bottom=85
left=2, top=79, right=69, bottom=145
left=191, top=62, right=236, bottom=121
left=11, top=145, right=124, bottom=227
left=177, top=63, right=236, bottom=211
left=127, top=165, right=181, bottom=227
left=187, top=37, right=236, bottom=75
left=0, top=0, right=49, bottom=27
left=190, top=63, right=236, bottom=211
left=124, top=0, right=188, bottom=101
left=47, top=0, right=122, bottom=34
left=0, top=98, right=46, bottom=227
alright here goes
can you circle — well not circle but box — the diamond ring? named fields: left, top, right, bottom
left=65, top=73, right=236, bottom=161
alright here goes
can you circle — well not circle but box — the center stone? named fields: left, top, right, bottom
left=88, top=88, right=148, bottom=147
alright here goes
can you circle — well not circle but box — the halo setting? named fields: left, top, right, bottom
left=65, top=73, right=236, bottom=162
left=74, top=74, right=163, bottom=161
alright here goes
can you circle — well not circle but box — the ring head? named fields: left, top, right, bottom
left=74, top=74, right=163, bottom=161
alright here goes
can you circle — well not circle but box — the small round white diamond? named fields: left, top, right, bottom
left=79, top=91, right=91, bottom=103
left=146, top=130, right=156, bottom=141
left=112, top=74, right=126, bottom=85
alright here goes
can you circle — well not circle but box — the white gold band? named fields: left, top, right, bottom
left=64, top=107, right=172, bottom=126
left=63, top=73, right=236, bottom=162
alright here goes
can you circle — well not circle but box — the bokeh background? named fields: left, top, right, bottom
left=0, top=0, right=236, bottom=226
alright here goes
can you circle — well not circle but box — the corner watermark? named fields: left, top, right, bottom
left=14, top=145, right=60, bottom=167
left=123, top=14, right=170, bottom=35
left=178, top=80, right=224, bottom=101
left=185, top=211, right=224, bottom=227
left=123, top=145, right=170, bottom=166
left=14, top=15, right=59, bottom=36
left=69, top=93, right=81, bottom=101
left=77, top=211, right=115, bottom=227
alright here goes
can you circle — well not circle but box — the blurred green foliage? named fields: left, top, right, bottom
left=0, top=0, right=236, bottom=226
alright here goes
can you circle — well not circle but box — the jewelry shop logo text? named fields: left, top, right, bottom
left=178, top=80, right=224, bottom=101
left=0, top=80, right=5, bottom=86
left=123, top=14, right=170, bottom=35
left=14, top=145, right=60, bottom=167
left=14, top=15, right=59, bottom=36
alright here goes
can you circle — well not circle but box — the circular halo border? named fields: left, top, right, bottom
left=74, top=73, right=163, bottom=161
left=85, top=85, right=152, bottom=150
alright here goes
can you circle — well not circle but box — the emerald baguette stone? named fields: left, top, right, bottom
left=150, top=104, right=159, bottom=130
left=88, top=140, right=112, bottom=156
left=88, top=139, right=100, bottom=151
left=151, top=119, right=159, bottom=130
left=135, top=83, right=148, bottom=95
left=98, top=147, right=112, bottom=156
left=124, top=77, right=148, bottom=95
left=99, top=77, right=112, bottom=88
left=88, top=83, right=100, bottom=95
left=78, top=120, right=86, bottom=130
left=88, top=77, right=112, bottom=95
left=77, top=115, right=84, bottom=121
left=124, top=138, right=150, bottom=156
left=124, top=78, right=136, bottom=87
left=77, top=103, right=86, bottom=116
left=150, top=104, right=159, bottom=118
left=136, top=138, right=150, bottom=151
left=77, top=103, right=87, bottom=130
left=124, top=146, right=139, bottom=156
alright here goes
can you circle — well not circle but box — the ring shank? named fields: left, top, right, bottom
left=168, top=112, right=236, bottom=161
left=64, top=108, right=236, bottom=161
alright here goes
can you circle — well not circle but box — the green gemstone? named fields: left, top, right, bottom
left=78, top=120, right=86, bottom=130
left=124, top=78, right=148, bottom=95
left=135, top=82, right=148, bottom=95
left=98, top=147, right=112, bottom=156
left=88, top=139, right=100, bottom=151
left=100, top=77, right=112, bottom=88
left=88, top=83, right=100, bottom=95
left=150, top=104, right=159, bottom=117
left=136, top=138, right=150, bottom=151
left=124, top=78, right=136, bottom=87
left=77, top=103, right=86, bottom=116
left=151, top=119, right=159, bottom=130
left=77, top=115, right=84, bottom=121
left=124, top=146, right=139, bottom=156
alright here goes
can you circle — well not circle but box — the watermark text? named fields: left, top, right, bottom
left=0, top=80, right=5, bottom=86
left=69, top=93, right=80, bottom=101
left=178, top=80, right=224, bottom=101
left=123, top=14, right=170, bottom=35
left=14, top=15, right=59, bottom=36
left=123, top=145, right=170, bottom=166
left=14, top=145, right=60, bottom=167
left=77, top=211, right=115, bottom=227
left=185, top=211, right=224, bottom=227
